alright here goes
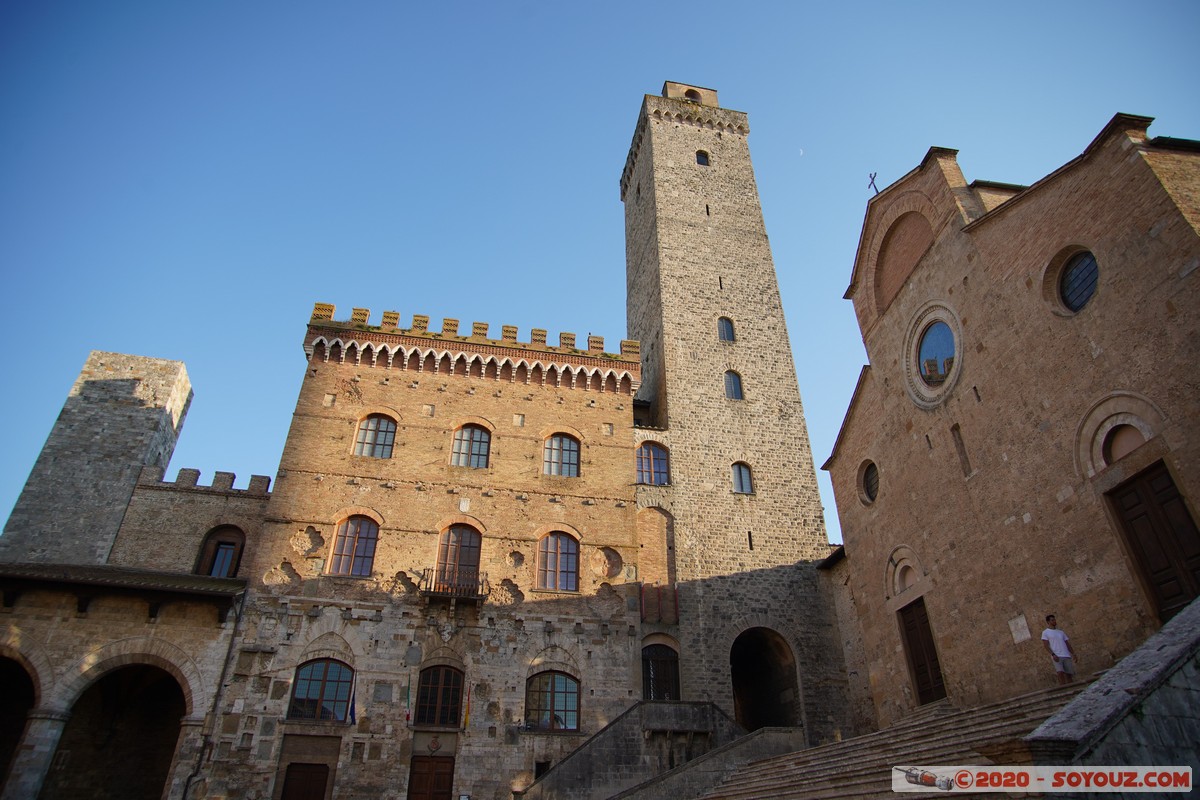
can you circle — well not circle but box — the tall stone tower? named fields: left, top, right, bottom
left=623, top=83, right=844, bottom=738
left=0, top=351, right=191, bottom=564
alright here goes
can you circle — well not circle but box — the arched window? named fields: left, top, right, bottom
left=543, top=434, right=581, bottom=477
left=415, top=665, right=464, bottom=727
left=288, top=659, right=354, bottom=721
left=695, top=150, right=710, bottom=166
left=732, top=462, right=754, bottom=494
left=329, top=516, right=379, bottom=576
left=196, top=525, right=245, bottom=578
left=537, top=532, right=579, bottom=592
left=718, top=317, right=735, bottom=342
left=724, top=371, right=744, bottom=400
left=355, top=414, right=397, bottom=458
left=435, top=525, right=481, bottom=594
left=642, top=644, right=680, bottom=701
left=525, top=671, right=579, bottom=731
left=636, top=443, right=670, bottom=486
left=451, top=425, right=491, bottom=468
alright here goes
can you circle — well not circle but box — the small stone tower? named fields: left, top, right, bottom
left=623, top=83, right=843, bottom=737
left=0, top=351, right=191, bottom=564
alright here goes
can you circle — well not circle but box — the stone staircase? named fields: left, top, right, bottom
left=680, top=684, right=1086, bottom=800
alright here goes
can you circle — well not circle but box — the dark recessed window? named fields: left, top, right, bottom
left=862, top=461, right=879, bottom=503
left=642, top=644, right=680, bottom=701
left=544, top=434, right=581, bottom=477
left=636, top=442, right=670, bottom=485
left=196, top=525, right=245, bottom=578
left=1059, top=251, right=1098, bottom=312
left=724, top=371, right=744, bottom=400
left=718, top=317, right=735, bottom=342
left=451, top=424, right=491, bottom=468
left=355, top=414, right=397, bottom=458
left=917, top=321, right=955, bottom=387
left=525, top=671, right=580, bottom=731
left=415, top=665, right=464, bottom=727
left=288, top=659, right=354, bottom=722
left=537, top=533, right=579, bottom=591
left=696, top=150, right=710, bottom=166
left=329, top=516, right=379, bottom=577
left=732, top=462, right=754, bottom=494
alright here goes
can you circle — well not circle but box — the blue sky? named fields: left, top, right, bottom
left=2, top=1, right=1198, bottom=544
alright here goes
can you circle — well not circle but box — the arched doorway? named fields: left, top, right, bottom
left=729, top=627, right=800, bottom=731
left=0, top=657, right=36, bottom=789
left=38, top=664, right=185, bottom=800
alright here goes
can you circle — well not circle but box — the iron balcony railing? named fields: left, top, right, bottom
left=418, top=567, right=489, bottom=601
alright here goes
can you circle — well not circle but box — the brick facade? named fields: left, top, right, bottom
left=824, top=115, right=1200, bottom=727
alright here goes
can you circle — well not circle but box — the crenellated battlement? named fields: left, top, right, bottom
left=137, top=465, right=272, bottom=496
left=306, top=303, right=642, bottom=395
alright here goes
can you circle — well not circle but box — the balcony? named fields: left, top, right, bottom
left=418, top=567, right=489, bottom=607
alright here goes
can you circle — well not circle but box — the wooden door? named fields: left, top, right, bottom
left=1109, top=461, right=1200, bottom=620
left=407, top=756, right=454, bottom=800
left=280, top=763, right=329, bottom=800
left=898, top=597, right=946, bottom=705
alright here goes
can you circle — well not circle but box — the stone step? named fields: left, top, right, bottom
left=695, top=684, right=1085, bottom=800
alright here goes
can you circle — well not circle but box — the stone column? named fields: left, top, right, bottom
left=165, top=715, right=208, bottom=800
left=1, top=707, right=70, bottom=800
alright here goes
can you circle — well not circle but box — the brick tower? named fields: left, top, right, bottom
left=0, top=351, right=191, bottom=564
left=622, top=83, right=844, bottom=739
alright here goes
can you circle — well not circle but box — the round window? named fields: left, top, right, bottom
left=903, top=303, right=963, bottom=409
left=859, top=460, right=879, bottom=505
left=1059, top=251, right=1098, bottom=312
left=917, top=321, right=955, bottom=387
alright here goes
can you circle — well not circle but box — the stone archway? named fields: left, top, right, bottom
left=37, top=664, right=186, bottom=800
left=729, top=627, right=800, bottom=731
left=0, top=657, right=36, bottom=790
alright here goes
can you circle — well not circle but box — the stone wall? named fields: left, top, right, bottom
left=517, top=701, right=744, bottom=800
left=1, top=352, right=192, bottom=565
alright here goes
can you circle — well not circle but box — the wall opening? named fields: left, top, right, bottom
left=898, top=597, right=946, bottom=705
left=1108, top=461, right=1200, bottom=620
left=0, top=657, right=35, bottom=789
left=39, top=664, right=185, bottom=800
left=729, top=627, right=799, bottom=731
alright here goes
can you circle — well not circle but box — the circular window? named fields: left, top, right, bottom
left=1059, top=251, right=1098, bottom=312
left=917, top=321, right=955, bottom=387
left=859, top=460, right=879, bottom=505
left=903, top=303, right=963, bottom=409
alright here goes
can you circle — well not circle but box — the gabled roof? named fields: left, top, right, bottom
left=821, top=365, right=871, bottom=471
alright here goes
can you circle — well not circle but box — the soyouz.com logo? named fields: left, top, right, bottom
left=892, top=765, right=1192, bottom=793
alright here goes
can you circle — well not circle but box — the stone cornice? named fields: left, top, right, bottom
left=620, top=95, right=750, bottom=200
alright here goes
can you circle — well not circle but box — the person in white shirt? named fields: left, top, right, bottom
left=1041, top=614, right=1077, bottom=684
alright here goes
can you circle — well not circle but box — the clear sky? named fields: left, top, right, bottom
left=2, top=1, right=1198, bottom=544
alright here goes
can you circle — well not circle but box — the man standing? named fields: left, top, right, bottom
left=1041, top=614, right=1077, bottom=684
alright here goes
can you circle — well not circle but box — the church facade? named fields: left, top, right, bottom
left=823, top=113, right=1200, bottom=727
left=0, top=83, right=849, bottom=800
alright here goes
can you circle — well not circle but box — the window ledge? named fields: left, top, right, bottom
left=529, top=588, right=580, bottom=597
left=408, top=723, right=463, bottom=733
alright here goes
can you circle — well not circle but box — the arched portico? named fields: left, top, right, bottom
left=729, top=627, right=801, bottom=731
